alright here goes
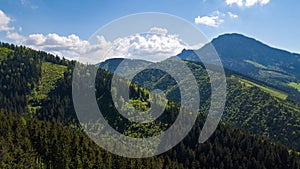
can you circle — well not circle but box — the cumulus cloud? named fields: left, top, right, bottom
left=82, top=28, right=190, bottom=63
left=5, top=31, right=89, bottom=58
left=118, top=32, right=184, bottom=60
left=25, top=33, right=89, bottom=57
left=1, top=9, right=190, bottom=63
left=194, top=15, right=224, bottom=27
left=6, top=32, right=26, bottom=43
left=228, top=12, right=238, bottom=18
left=225, top=0, right=270, bottom=7
left=6, top=27, right=193, bottom=63
left=0, top=10, right=14, bottom=31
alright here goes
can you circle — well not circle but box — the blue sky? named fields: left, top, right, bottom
left=0, top=0, right=299, bottom=61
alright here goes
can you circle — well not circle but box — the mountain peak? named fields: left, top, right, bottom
left=215, top=33, right=250, bottom=38
left=176, top=33, right=300, bottom=87
left=212, top=33, right=265, bottom=47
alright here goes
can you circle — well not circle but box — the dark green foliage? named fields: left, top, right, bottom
left=0, top=111, right=170, bottom=169
left=0, top=42, right=300, bottom=168
left=224, top=76, right=300, bottom=151
left=0, top=42, right=71, bottom=114
left=122, top=60, right=300, bottom=151
left=1, top=107, right=299, bottom=168
left=0, top=43, right=42, bottom=114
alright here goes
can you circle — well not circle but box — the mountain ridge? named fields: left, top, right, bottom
left=174, top=33, right=300, bottom=101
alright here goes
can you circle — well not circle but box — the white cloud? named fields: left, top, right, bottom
left=225, top=0, right=270, bottom=7
left=245, top=0, right=270, bottom=7
left=0, top=10, right=14, bottom=31
left=82, top=28, right=190, bottom=63
left=260, top=0, right=270, bottom=5
left=6, top=32, right=26, bottom=43
left=0, top=10, right=197, bottom=64
left=6, top=32, right=89, bottom=58
left=6, top=27, right=193, bottom=63
left=0, top=9, right=190, bottom=63
left=195, top=11, right=240, bottom=27
left=24, top=33, right=89, bottom=57
left=225, top=0, right=243, bottom=7
left=228, top=12, right=239, bottom=18
left=195, top=15, right=224, bottom=27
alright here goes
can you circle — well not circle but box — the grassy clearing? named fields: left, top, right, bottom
left=37, top=62, right=67, bottom=99
left=237, top=77, right=288, bottom=100
left=244, top=60, right=267, bottom=69
left=0, top=48, right=13, bottom=61
left=288, top=82, right=300, bottom=92
left=27, top=62, right=67, bottom=114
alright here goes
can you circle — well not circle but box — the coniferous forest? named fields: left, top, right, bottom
left=0, top=42, right=300, bottom=169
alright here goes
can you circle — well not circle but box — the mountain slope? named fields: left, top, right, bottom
left=176, top=33, right=300, bottom=101
left=100, top=58, right=300, bottom=151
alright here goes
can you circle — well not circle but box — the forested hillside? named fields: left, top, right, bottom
left=104, top=59, right=300, bottom=151
left=0, top=42, right=300, bottom=168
